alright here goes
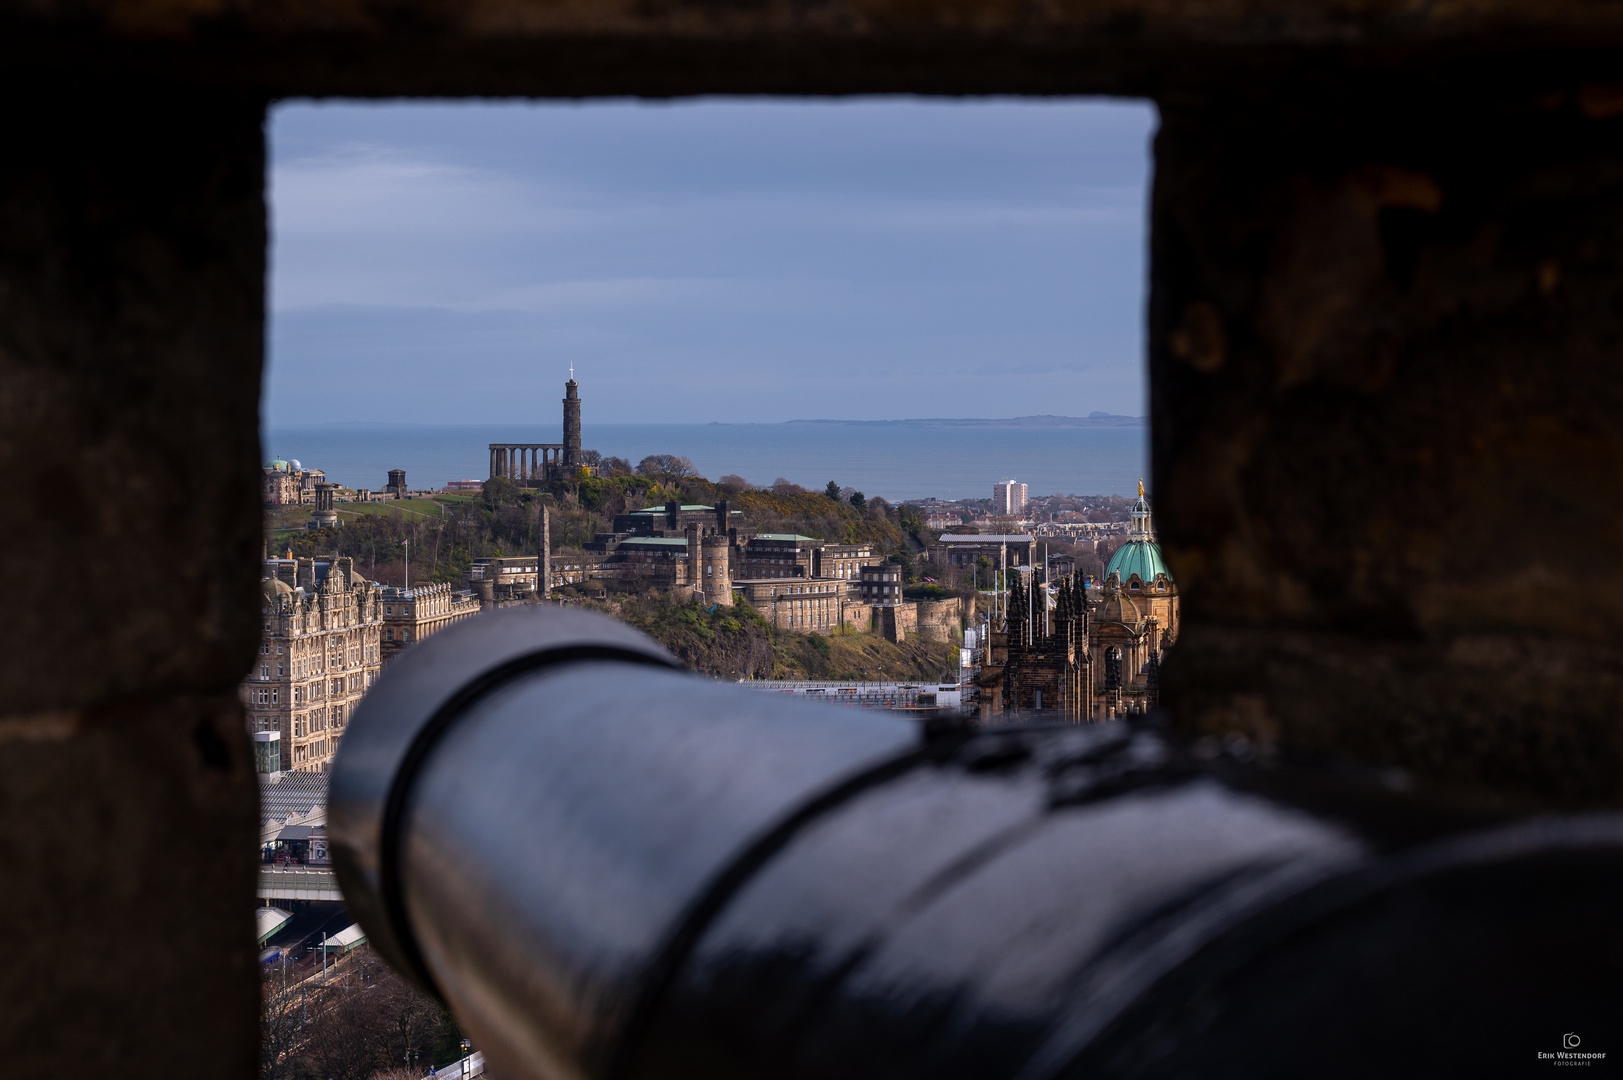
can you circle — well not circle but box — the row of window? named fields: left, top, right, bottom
left=292, top=705, right=344, bottom=738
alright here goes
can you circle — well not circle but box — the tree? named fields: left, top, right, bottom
left=849, top=491, right=866, bottom=512
left=302, top=979, right=388, bottom=1080
left=636, top=454, right=698, bottom=479
left=718, top=473, right=748, bottom=491
left=481, top=476, right=520, bottom=507
left=580, top=448, right=603, bottom=467
left=602, top=455, right=633, bottom=477
left=375, top=957, right=445, bottom=1074
left=825, top=480, right=841, bottom=500
left=771, top=477, right=806, bottom=495
left=260, top=961, right=307, bottom=1080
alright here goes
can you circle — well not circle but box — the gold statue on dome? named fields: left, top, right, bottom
left=1138, top=478, right=1145, bottom=498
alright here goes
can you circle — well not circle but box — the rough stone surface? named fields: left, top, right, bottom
left=0, top=87, right=265, bottom=1071
left=6, top=3, right=1623, bottom=1075
left=1152, top=86, right=1623, bottom=806
left=0, top=696, right=259, bottom=1075
left=4, top=1, right=1623, bottom=97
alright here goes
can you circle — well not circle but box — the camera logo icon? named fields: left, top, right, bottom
left=1564, top=1034, right=1581, bottom=1050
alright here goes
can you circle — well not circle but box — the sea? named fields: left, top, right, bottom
left=262, top=422, right=1148, bottom=502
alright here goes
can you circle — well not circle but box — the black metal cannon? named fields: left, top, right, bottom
left=330, top=606, right=1623, bottom=1079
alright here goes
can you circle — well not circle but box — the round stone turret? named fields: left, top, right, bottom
left=701, top=534, right=733, bottom=606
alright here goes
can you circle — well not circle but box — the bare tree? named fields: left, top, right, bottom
left=374, top=958, right=445, bottom=1071
left=636, top=453, right=698, bottom=479
left=302, top=980, right=388, bottom=1080
left=260, top=962, right=307, bottom=1080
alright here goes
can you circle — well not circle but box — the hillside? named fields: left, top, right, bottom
left=607, top=593, right=958, bottom=682
left=266, top=468, right=922, bottom=589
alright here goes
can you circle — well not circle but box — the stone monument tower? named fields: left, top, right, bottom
left=562, top=372, right=582, bottom=469
left=309, top=482, right=340, bottom=530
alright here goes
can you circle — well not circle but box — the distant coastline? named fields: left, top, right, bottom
left=781, top=413, right=1143, bottom=429
left=266, top=420, right=1146, bottom=500
left=279, top=413, right=1145, bottom=431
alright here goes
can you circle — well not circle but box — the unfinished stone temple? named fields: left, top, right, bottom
left=488, top=375, right=589, bottom=485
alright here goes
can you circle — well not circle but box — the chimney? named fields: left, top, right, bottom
left=296, top=558, right=315, bottom=589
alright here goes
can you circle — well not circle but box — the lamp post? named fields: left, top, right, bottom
left=460, top=1038, right=472, bottom=1078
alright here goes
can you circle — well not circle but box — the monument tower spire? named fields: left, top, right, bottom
left=562, top=369, right=582, bottom=469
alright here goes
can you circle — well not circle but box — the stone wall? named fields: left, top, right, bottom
left=913, top=598, right=963, bottom=643
left=10, top=4, right=1623, bottom=1074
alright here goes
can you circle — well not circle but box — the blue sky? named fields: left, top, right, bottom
left=267, top=98, right=1156, bottom=426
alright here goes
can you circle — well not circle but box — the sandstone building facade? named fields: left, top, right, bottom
left=261, top=456, right=326, bottom=506
left=380, top=582, right=481, bottom=662
left=977, top=490, right=1179, bottom=722
left=242, top=557, right=383, bottom=774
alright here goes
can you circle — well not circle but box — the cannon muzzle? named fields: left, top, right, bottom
left=332, top=606, right=1623, bottom=1080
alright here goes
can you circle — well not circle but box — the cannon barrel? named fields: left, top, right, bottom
left=331, top=607, right=1623, bottom=1080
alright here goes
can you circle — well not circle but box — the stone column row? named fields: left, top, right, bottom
left=490, top=445, right=571, bottom=481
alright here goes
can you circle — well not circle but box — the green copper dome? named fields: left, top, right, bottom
left=1105, top=486, right=1172, bottom=585
left=1106, top=539, right=1170, bottom=584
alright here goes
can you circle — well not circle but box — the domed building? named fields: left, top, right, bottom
left=262, top=453, right=327, bottom=506
left=1091, top=482, right=1178, bottom=715
left=1105, top=485, right=1174, bottom=596
left=975, top=485, right=1180, bottom=723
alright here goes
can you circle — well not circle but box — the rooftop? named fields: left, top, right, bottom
left=754, top=533, right=820, bottom=542
left=259, top=771, right=327, bottom=827
left=1106, top=539, right=1171, bottom=584
left=936, top=534, right=1035, bottom=543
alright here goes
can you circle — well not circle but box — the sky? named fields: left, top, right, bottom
left=267, top=98, right=1157, bottom=427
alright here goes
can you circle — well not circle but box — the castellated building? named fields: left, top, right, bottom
left=242, top=556, right=383, bottom=775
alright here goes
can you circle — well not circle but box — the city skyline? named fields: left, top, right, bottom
left=267, top=98, right=1156, bottom=428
